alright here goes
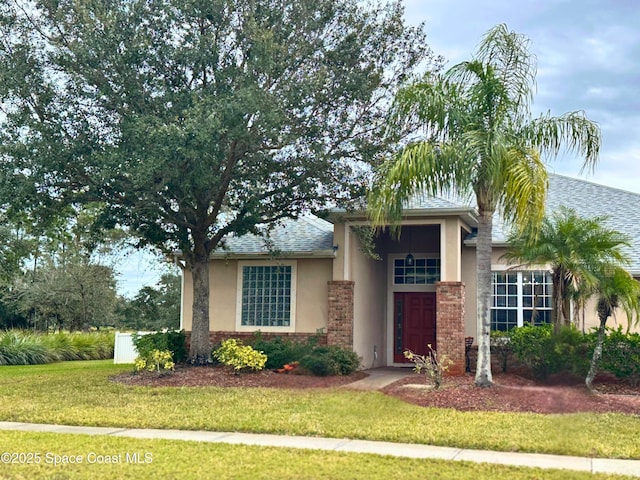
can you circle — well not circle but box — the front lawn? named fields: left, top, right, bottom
left=0, top=361, right=639, bottom=459
left=0, top=431, right=633, bottom=480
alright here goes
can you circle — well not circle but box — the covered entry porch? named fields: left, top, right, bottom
left=327, top=216, right=471, bottom=375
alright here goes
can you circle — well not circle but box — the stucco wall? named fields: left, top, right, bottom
left=180, top=258, right=332, bottom=333
left=442, top=218, right=463, bottom=281
left=461, top=245, right=477, bottom=339
left=349, top=228, right=387, bottom=368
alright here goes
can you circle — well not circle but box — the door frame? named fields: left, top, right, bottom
left=386, top=254, right=439, bottom=366
left=393, top=292, right=437, bottom=363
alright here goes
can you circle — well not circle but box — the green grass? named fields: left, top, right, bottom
left=1, top=361, right=639, bottom=460
left=0, top=330, right=114, bottom=365
left=0, top=431, right=634, bottom=480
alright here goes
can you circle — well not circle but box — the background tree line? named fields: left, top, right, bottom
left=0, top=204, right=180, bottom=332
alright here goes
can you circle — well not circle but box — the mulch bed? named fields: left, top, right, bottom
left=112, top=364, right=368, bottom=389
left=381, top=370, right=640, bottom=415
left=112, top=365, right=640, bottom=415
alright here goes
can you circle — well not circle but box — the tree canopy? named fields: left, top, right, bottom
left=0, top=0, right=436, bottom=361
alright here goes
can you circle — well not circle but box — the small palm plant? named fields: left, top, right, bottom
left=585, top=267, right=640, bottom=390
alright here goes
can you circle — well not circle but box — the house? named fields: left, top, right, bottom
left=179, top=174, right=640, bottom=374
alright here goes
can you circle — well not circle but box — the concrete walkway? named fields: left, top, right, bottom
left=342, top=367, right=414, bottom=390
left=1, top=421, right=639, bottom=477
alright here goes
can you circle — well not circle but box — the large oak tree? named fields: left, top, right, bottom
left=0, top=0, right=435, bottom=362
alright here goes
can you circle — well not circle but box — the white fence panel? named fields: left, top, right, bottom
left=113, top=332, right=150, bottom=364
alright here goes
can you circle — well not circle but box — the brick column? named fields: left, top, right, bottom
left=436, top=281, right=465, bottom=376
left=327, top=280, right=355, bottom=349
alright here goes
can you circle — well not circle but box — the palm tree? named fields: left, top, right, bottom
left=369, top=24, right=600, bottom=387
left=585, top=267, right=640, bottom=390
left=505, top=207, right=630, bottom=334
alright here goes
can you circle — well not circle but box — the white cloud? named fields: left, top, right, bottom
left=402, top=0, right=640, bottom=195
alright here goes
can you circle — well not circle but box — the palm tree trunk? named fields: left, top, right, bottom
left=475, top=208, right=494, bottom=387
left=552, top=272, right=564, bottom=335
left=585, top=316, right=607, bottom=391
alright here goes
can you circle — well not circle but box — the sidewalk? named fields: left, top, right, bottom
left=342, top=367, right=414, bottom=390
left=1, top=421, right=639, bottom=477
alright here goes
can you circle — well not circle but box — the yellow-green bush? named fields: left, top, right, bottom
left=134, top=349, right=175, bottom=374
left=213, top=339, right=267, bottom=372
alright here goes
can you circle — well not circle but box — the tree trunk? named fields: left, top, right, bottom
left=475, top=208, right=494, bottom=387
left=585, top=316, right=607, bottom=391
left=551, top=272, right=564, bottom=335
left=189, top=255, right=212, bottom=364
left=561, top=294, right=572, bottom=329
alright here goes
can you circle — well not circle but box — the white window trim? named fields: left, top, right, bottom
left=490, top=267, right=552, bottom=329
left=391, top=255, right=441, bottom=286
left=235, top=260, right=297, bottom=333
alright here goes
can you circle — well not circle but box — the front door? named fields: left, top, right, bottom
left=394, top=292, right=436, bottom=363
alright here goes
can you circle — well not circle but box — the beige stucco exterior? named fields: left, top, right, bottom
left=180, top=257, right=332, bottom=334
left=327, top=217, right=470, bottom=366
left=348, top=230, right=386, bottom=368
left=179, top=212, right=639, bottom=365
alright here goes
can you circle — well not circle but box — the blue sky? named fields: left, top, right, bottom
left=404, top=0, right=640, bottom=195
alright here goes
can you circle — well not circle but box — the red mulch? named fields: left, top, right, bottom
left=112, top=365, right=640, bottom=415
left=382, top=370, right=640, bottom=415
left=112, top=364, right=368, bottom=389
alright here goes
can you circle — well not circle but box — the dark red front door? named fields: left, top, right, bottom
left=394, top=292, right=436, bottom=363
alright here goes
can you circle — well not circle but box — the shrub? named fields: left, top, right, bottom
left=600, top=327, right=640, bottom=386
left=490, top=330, right=512, bottom=373
left=299, top=345, right=360, bottom=377
left=232, top=335, right=359, bottom=376
left=213, top=339, right=267, bottom=372
left=551, top=326, right=591, bottom=377
left=249, top=334, right=323, bottom=370
left=249, top=335, right=310, bottom=370
left=509, top=323, right=555, bottom=379
left=134, top=349, right=175, bottom=374
left=132, top=330, right=186, bottom=363
left=404, top=344, right=452, bottom=389
left=509, top=324, right=593, bottom=379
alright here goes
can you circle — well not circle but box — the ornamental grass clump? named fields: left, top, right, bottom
left=0, top=330, right=114, bottom=365
left=0, top=330, right=53, bottom=365
left=213, top=339, right=267, bottom=372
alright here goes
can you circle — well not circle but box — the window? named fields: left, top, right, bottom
left=393, top=257, right=440, bottom=284
left=238, top=262, right=295, bottom=330
left=491, top=270, right=552, bottom=331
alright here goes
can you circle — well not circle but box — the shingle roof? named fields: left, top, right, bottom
left=215, top=215, right=334, bottom=255
left=465, top=174, right=640, bottom=273
left=545, top=174, right=640, bottom=274
left=220, top=174, right=640, bottom=272
left=403, top=190, right=473, bottom=210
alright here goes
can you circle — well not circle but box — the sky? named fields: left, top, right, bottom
left=117, top=0, right=640, bottom=297
left=116, top=248, right=168, bottom=298
left=403, top=0, right=640, bottom=195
